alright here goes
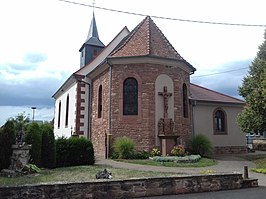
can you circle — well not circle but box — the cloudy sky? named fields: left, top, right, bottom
left=0, top=0, right=265, bottom=126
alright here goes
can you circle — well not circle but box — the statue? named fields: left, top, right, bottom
left=158, top=86, right=172, bottom=118
left=16, top=129, right=25, bottom=146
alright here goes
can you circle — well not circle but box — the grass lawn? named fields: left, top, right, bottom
left=239, top=154, right=266, bottom=174
left=117, top=158, right=217, bottom=167
left=0, top=165, right=179, bottom=186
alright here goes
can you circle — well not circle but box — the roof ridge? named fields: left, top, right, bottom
left=147, top=16, right=151, bottom=55
left=76, top=26, right=130, bottom=74
left=190, top=83, right=245, bottom=103
left=150, top=18, right=183, bottom=59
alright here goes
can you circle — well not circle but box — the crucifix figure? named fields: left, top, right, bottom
left=158, top=86, right=172, bottom=118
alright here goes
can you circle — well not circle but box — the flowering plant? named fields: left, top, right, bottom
left=171, top=145, right=185, bottom=156
left=150, top=148, right=161, bottom=157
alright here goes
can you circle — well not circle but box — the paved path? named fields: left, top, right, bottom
left=95, top=151, right=266, bottom=186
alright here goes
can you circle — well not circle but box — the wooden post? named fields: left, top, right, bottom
left=244, top=166, right=249, bottom=179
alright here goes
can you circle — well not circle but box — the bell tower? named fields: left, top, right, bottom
left=79, top=12, right=105, bottom=68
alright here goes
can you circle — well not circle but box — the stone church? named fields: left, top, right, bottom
left=53, top=13, right=246, bottom=157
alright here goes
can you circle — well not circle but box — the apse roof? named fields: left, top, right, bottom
left=111, top=16, right=193, bottom=69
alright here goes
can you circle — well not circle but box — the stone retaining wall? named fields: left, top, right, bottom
left=253, top=139, right=266, bottom=151
left=215, top=146, right=247, bottom=155
left=0, top=173, right=257, bottom=199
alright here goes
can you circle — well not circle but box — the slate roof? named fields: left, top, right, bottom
left=79, top=12, right=104, bottom=51
left=190, top=83, right=245, bottom=104
left=111, top=16, right=189, bottom=63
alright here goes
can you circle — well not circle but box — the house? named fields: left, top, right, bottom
left=53, top=13, right=246, bottom=157
left=190, top=84, right=246, bottom=154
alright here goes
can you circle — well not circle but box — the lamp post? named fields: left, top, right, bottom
left=31, top=107, right=36, bottom=121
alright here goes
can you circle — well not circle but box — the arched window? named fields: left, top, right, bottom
left=65, top=95, right=69, bottom=127
left=183, top=83, right=188, bottom=118
left=213, top=108, right=227, bottom=134
left=58, top=101, right=61, bottom=128
left=98, top=85, right=102, bottom=118
left=123, top=78, right=138, bottom=115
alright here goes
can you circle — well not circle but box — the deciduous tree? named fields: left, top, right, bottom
left=238, top=31, right=266, bottom=133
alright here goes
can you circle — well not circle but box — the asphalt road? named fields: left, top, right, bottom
left=139, top=187, right=266, bottom=199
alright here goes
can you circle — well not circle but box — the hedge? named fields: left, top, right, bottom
left=56, top=137, right=94, bottom=167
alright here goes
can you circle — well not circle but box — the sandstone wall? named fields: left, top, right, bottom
left=0, top=174, right=255, bottom=199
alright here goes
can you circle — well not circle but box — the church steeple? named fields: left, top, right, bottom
left=87, top=12, right=99, bottom=40
left=79, top=12, right=105, bottom=68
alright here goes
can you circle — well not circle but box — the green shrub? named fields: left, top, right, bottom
left=40, top=123, right=56, bottom=168
left=171, top=145, right=185, bottom=156
left=25, top=122, right=42, bottom=166
left=0, top=120, right=16, bottom=170
left=132, top=150, right=150, bottom=159
left=189, top=134, right=213, bottom=157
left=23, top=164, right=42, bottom=174
left=150, top=148, right=161, bottom=157
left=110, top=151, right=119, bottom=159
left=55, top=136, right=68, bottom=167
left=152, top=155, right=201, bottom=163
left=113, top=136, right=135, bottom=159
left=56, top=137, right=94, bottom=167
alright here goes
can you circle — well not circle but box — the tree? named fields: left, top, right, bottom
left=238, top=31, right=266, bottom=133
left=25, top=122, right=42, bottom=166
left=40, top=123, right=56, bottom=168
left=10, top=112, right=30, bottom=133
left=0, top=121, right=16, bottom=170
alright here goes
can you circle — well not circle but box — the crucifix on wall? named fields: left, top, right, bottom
left=158, top=86, right=172, bottom=118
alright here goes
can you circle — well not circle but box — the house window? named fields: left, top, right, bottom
left=58, top=101, right=61, bottom=128
left=183, top=83, right=188, bottom=118
left=123, top=77, right=138, bottom=115
left=213, top=108, right=227, bottom=134
left=98, top=85, right=102, bottom=118
left=65, top=95, right=69, bottom=127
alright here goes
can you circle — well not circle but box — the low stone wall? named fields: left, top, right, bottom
left=253, top=139, right=266, bottom=151
left=215, top=146, right=247, bottom=155
left=0, top=173, right=257, bottom=199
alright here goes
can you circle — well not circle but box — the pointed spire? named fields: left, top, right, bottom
left=87, top=12, right=99, bottom=40
left=79, top=11, right=105, bottom=67
left=83, top=11, right=104, bottom=47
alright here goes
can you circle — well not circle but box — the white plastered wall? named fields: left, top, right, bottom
left=54, top=82, right=77, bottom=138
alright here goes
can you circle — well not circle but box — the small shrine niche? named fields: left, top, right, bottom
left=157, top=86, right=179, bottom=156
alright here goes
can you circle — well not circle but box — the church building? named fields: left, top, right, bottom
left=53, top=13, right=247, bottom=157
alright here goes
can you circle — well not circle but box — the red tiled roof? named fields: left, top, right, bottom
left=111, top=16, right=185, bottom=60
left=190, top=83, right=245, bottom=104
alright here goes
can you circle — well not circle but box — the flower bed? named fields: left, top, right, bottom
left=151, top=155, right=201, bottom=163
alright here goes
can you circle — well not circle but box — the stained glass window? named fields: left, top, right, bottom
left=98, top=85, right=102, bottom=118
left=123, top=78, right=138, bottom=115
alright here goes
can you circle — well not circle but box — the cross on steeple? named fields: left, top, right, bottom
left=158, top=86, right=172, bottom=118
left=92, top=0, right=95, bottom=10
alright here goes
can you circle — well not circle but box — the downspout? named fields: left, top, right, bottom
left=107, top=58, right=113, bottom=159
left=191, top=99, right=196, bottom=137
left=89, top=83, right=92, bottom=140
